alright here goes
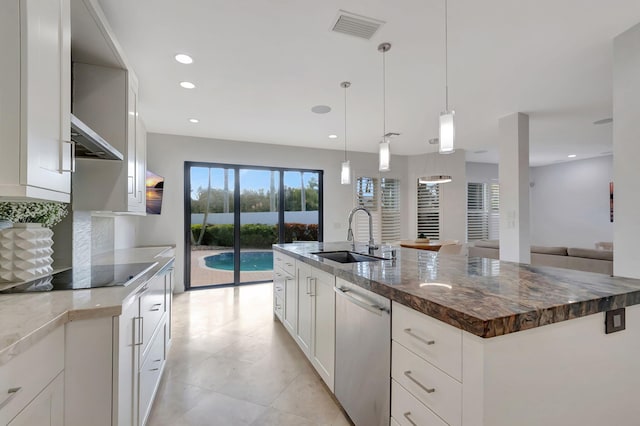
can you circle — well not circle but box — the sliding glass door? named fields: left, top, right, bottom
left=185, top=163, right=322, bottom=289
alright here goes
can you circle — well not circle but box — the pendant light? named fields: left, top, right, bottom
left=378, top=42, right=391, bottom=172
left=419, top=175, right=452, bottom=184
left=439, top=0, right=455, bottom=154
left=340, top=81, right=351, bottom=185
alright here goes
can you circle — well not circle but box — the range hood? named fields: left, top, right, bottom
left=70, top=114, right=123, bottom=160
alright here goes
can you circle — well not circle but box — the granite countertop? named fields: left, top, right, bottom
left=274, top=242, right=640, bottom=338
left=0, top=246, right=175, bottom=366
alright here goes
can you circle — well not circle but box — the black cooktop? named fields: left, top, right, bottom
left=0, top=262, right=156, bottom=293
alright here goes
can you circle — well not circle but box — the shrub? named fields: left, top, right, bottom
left=191, top=222, right=318, bottom=248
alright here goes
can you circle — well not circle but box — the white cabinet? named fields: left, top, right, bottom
left=310, top=267, right=335, bottom=391
left=296, top=261, right=313, bottom=356
left=65, top=259, right=174, bottom=426
left=8, top=373, right=64, bottom=426
left=273, top=256, right=297, bottom=335
left=391, top=302, right=462, bottom=426
left=0, top=326, right=64, bottom=425
left=72, top=64, right=147, bottom=213
left=0, top=0, right=72, bottom=202
left=273, top=253, right=335, bottom=390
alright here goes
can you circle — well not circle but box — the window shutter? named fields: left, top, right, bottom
left=381, top=178, right=401, bottom=243
left=467, top=182, right=500, bottom=241
left=489, top=183, right=500, bottom=240
left=354, top=177, right=400, bottom=244
left=417, top=182, right=440, bottom=239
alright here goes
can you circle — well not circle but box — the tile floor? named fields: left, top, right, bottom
left=147, top=283, right=352, bottom=426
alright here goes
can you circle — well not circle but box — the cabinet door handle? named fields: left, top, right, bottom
left=285, top=262, right=293, bottom=267
left=306, top=277, right=311, bottom=295
left=0, top=387, right=22, bottom=410
left=404, top=328, right=435, bottom=345
left=134, top=316, right=144, bottom=346
left=310, top=277, right=317, bottom=297
left=60, top=140, right=75, bottom=173
left=149, top=368, right=160, bottom=371
left=153, top=358, right=162, bottom=362
left=128, top=176, right=135, bottom=194
left=403, top=411, right=418, bottom=426
left=150, top=303, right=162, bottom=311
left=404, top=370, right=435, bottom=394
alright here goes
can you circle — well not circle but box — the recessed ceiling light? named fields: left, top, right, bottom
left=175, top=54, right=193, bottom=64
left=189, top=118, right=199, bottom=123
left=328, top=134, right=338, bottom=139
left=311, top=105, right=331, bottom=114
left=568, top=154, right=577, bottom=158
left=180, top=81, right=196, bottom=89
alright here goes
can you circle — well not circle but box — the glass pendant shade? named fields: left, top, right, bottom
left=341, top=160, right=351, bottom=185
left=379, top=140, right=390, bottom=172
left=439, top=111, right=455, bottom=154
left=419, top=175, right=452, bottom=184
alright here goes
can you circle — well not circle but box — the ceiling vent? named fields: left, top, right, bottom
left=331, top=10, right=384, bottom=40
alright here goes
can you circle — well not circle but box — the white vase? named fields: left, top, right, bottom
left=0, top=223, right=54, bottom=283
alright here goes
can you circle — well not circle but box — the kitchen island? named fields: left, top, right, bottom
left=274, top=242, right=640, bottom=426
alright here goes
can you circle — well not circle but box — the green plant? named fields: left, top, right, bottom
left=0, top=202, right=68, bottom=228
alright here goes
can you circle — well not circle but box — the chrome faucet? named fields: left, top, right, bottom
left=347, top=207, right=379, bottom=255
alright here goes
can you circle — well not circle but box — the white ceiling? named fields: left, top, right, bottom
left=98, top=0, right=640, bottom=166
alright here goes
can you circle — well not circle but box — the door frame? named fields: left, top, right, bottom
left=184, top=161, right=324, bottom=290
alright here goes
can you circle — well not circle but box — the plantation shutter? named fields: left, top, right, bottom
left=467, top=183, right=488, bottom=241
left=467, top=182, right=500, bottom=241
left=380, top=178, right=401, bottom=243
left=417, top=182, right=440, bottom=239
left=355, top=177, right=380, bottom=243
left=489, top=183, right=500, bottom=240
left=354, top=177, right=401, bottom=244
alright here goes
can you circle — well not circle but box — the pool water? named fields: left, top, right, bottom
left=204, top=251, right=274, bottom=271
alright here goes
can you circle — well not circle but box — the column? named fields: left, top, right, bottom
left=498, top=113, right=530, bottom=263
left=613, top=23, right=640, bottom=278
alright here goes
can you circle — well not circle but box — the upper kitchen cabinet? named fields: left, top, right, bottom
left=70, top=0, right=146, bottom=213
left=0, top=0, right=72, bottom=202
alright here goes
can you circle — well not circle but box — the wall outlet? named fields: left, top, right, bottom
left=605, top=308, right=625, bottom=334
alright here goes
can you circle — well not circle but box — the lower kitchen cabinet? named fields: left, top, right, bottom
left=0, top=326, right=65, bottom=425
left=274, top=256, right=335, bottom=392
left=296, top=261, right=313, bottom=356
left=8, top=373, right=64, bottom=426
left=310, top=267, right=335, bottom=392
left=65, top=259, right=174, bottom=426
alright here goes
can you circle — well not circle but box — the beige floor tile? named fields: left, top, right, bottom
left=147, top=282, right=354, bottom=426
left=176, top=391, right=267, bottom=426
left=249, top=407, right=316, bottom=426
left=145, top=378, right=209, bottom=425
left=271, top=370, right=342, bottom=424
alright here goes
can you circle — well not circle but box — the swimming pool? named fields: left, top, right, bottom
left=204, top=251, right=274, bottom=271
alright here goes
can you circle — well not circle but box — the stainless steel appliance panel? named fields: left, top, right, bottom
left=334, top=279, right=390, bottom=426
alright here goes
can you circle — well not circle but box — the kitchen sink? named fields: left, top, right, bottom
left=312, top=251, right=385, bottom=263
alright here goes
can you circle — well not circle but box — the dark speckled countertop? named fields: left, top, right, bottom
left=274, top=242, right=640, bottom=338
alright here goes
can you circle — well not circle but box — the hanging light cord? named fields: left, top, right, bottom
left=383, top=48, right=387, bottom=140
left=445, top=0, right=449, bottom=111
left=344, top=84, right=348, bottom=161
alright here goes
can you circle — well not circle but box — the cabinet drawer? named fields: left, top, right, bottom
left=139, top=321, right=166, bottom=426
left=140, top=274, right=166, bottom=359
left=0, top=326, right=64, bottom=424
left=274, top=295, right=284, bottom=320
left=392, top=380, right=447, bottom=426
left=274, top=275, right=285, bottom=299
left=274, top=253, right=295, bottom=277
left=392, top=302, right=462, bottom=381
left=392, top=342, right=461, bottom=426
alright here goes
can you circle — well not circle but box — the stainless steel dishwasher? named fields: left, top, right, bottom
left=334, top=278, right=391, bottom=426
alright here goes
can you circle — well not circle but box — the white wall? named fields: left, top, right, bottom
left=530, top=156, right=613, bottom=248
left=466, top=162, right=498, bottom=184
left=137, top=133, right=409, bottom=291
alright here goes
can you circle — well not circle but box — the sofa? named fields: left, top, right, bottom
left=468, top=240, right=613, bottom=275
